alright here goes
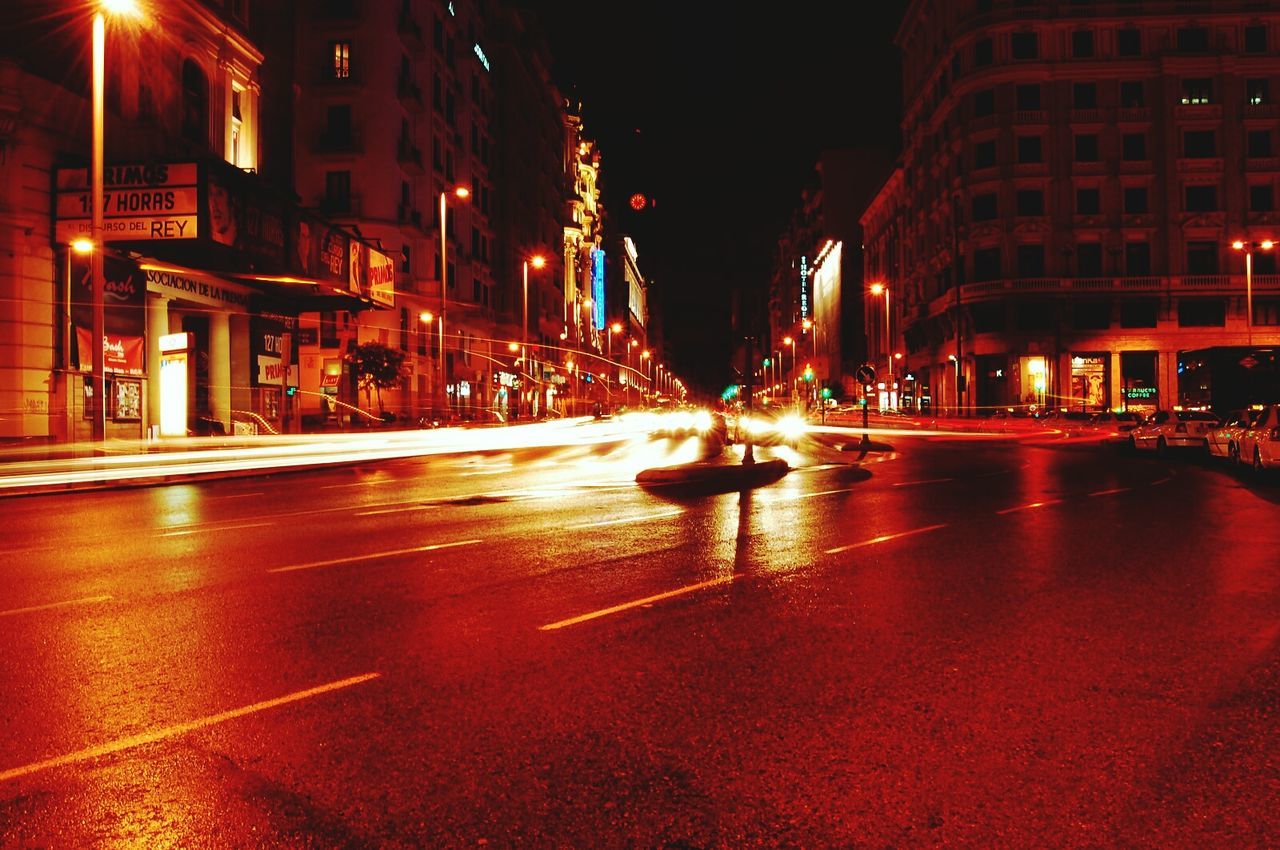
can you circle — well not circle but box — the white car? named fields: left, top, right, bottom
left=1237, top=404, right=1280, bottom=471
left=1129, top=410, right=1219, bottom=454
left=1207, top=409, right=1257, bottom=462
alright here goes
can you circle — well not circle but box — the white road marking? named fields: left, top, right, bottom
left=1151, top=476, right=1173, bottom=486
left=355, top=504, right=435, bottom=517
left=567, top=510, right=683, bottom=529
left=824, top=524, right=948, bottom=554
left=774, top=487, right=855, bottom=501
left=267, top=539, right=482, bottom=573
left=0, top=673, right=381, bottom=783
left=209, top=492, right=266, bottom=500
left=995, top=500, right=1063, bottom=515
left=1088, top=487, right=1132, bottom=497
left=0, top=595, right=112, bottom=618
left=892, top=477, right=954, bottom=487
left=540, top=575, right=737, bottom=631
left=159, top=521, right=274, bottom=538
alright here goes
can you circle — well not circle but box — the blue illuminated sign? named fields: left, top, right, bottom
left=473, top=44, right=490, bottom=72
left=591, top=248, right=606, bottom=329
left=800, top=255, right=809, bottom=319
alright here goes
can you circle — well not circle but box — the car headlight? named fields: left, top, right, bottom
left=776, top=415, right=806, bottom=441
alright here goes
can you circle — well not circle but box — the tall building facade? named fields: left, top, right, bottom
left=863, top=0, right=1280, bottom=416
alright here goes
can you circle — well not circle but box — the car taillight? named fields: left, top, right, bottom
left=1175, top=423, right=1187, bottom=433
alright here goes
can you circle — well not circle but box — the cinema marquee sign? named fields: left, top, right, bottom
left=55, top=163, right=199, bottom=243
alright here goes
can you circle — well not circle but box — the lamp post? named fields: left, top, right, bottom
left=608, top=321, right=622, bottom=362
left=783, top=336, right=794, bottom=401
left=869, top=282, right=892, bottom=394
left=522, top=253, right=546, bottom=418
left=438, top=186, right=470, bottom=420
left=1232, top=238, right=1274, bottom=347
left=641, top=349, right=651, bottom=406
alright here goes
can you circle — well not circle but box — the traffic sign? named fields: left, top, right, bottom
left=856, top=363, right=877, bottom=384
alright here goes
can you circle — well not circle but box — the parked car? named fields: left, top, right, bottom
left=1129, top=410, right=1220, bottom=454
left=1089, top=411, right=1144, bottom=435
left=1236, top=404, right=1280, bottom=472
left=1207, top=409, right=1257, bottom=462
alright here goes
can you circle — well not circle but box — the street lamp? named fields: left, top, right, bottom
left=438, top=185, right=470, bottom=420
left=1232, top=238, right=1275, bottom=347
left=522, top=253, right=547, bottom=419
left=869, top=282, right=892, bottom=395
left=641, top=349, right=651, bottom=405
left=88, top=0, right=144, bottom=441
left=608, top=322, right=622, bottom=363
left=783, top=336, right=794, bottom=400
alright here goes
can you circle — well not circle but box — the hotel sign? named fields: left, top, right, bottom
left=55, top=163, right=199, bottom=243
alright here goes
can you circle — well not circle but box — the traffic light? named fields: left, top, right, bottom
left=803, top=364, right=814, bottom=382
left=286, top=386, right=298, bottom=397
left=821, top=387, right=832, bottom=399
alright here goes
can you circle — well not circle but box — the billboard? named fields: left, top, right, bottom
left=56, top=163, right=199, bottom=244
left=70, top=250, right=145, bottom=375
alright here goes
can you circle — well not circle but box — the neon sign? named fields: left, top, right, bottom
left=591, top=248, right=606, bottom=329
left=473, top=44, right=490, bottom=72
left=800, top=256, right=809, bottom=319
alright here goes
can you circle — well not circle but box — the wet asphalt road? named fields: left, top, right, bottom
left=1, top=430, right=1279, bottom=848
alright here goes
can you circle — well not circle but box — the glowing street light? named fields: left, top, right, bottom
left=437, top=185, right=471, bottom=420
left=521, top=253, right=547, bottom=418
left=1233, top=238, right=1275, bottom=347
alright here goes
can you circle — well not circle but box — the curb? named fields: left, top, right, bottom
left=636, top=458, right=789, bottom=488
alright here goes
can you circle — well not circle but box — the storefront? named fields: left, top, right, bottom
left=1121, top=351, right=1159, bottom=415
left=1070, top=353, right=1109, bottom=412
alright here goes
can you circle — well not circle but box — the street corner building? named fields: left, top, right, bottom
left=856, top=0, right=1280, bottom=416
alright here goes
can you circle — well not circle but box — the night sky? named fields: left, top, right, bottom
left=522, top=3, right=908, bottom=394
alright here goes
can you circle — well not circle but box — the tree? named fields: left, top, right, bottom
left=347, top=340, right=408, bottom=414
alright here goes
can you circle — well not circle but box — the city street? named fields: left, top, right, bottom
left=2, top=430, right=1278, bottom=846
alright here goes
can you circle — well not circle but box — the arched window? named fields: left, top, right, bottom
left=181, top=59, right=208, bottom=145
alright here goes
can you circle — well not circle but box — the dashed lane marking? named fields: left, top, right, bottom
left=267, top=539, right=482, bottom=573
left=995, top=500, right=1063, bottom=515
left=540, top=575, right=737, bottom=631
left=0, top=595, right=112, bottom=618
left=1088, top=487, right=1132, bottom=497
left=567, top=510, right=683, bottom=530
left=824, top=524, right=948, bottom=555
left=892, top=477, right=954, bottom=487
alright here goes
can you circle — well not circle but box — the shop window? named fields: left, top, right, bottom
left=1181, top=78, right=1212, bottom=105
left=1121, top=351, right=1158, bottom=411
left=1017, top=244, right=1045, bottom=277
left=1184, top=130, right=1217, bottom=158
left=1186, top=241, right=1218, bottom=274
left=1245, top=25, right=1267, bottom=54
left=1125, top=243, right=1152, bottom=276
left=1017, top=135, right=1042, bottom=163
left=1176, top=27, right=1209, bottom=52
left=1120, top=81, right=1144, bottom=107
left=1073, top=83, right=1097, bottom=109
left=1124, top=187, right=1149, bottom=214
left=1251, top=184, right=1275, bottom=212
left=1077, top=243, right=1103, bottom=276
left=1075, top=134, right=1099, bottom=162
left=972, top=193, right=998, bottom=221
left=1011, top=32, right=1038, bottom=60
left=1248, top=130, right=1272, bottom=158
left=1076, top=187, right=1101, bottom=215
left=1120, top=299, right=1158, bottom=328
left=1185, top=185, right=1218, bottom=212
left=1071, top=354, right=1109, bottom=409
left=1117, top=27, right=1141, bottom=57
left=1016, top=84, right=1041, bottom=110
left=1016, top=189, right=1043, bottom=216
left=1178, top=298, right=1226, bottom=327
left=1072, top=30, right=1094, bottom=58
left=1122, top=132, right=1147, bottom=161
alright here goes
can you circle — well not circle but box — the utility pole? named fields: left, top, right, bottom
left=952, top=194, right=965, bottom=417
left=742, top=334, right=755, bottom=465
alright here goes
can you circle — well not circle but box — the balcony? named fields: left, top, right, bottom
left=1177, top=157, right=1223, bottom=173
left=1117, top=107, right=1151, bottom=123
left=1175, top=104, right=1222, bottom=120
left=1070, top=108, right=1103, bottom=124
left=316, top=128, right=360, bottom=154
left=397, top=139, right=424, bottom=174
left=1247, top=157, right=1280, bottom=172
left=1244, top=103, right=1280, bottom=120
left=1013, top=110, right=1046, bottom=125
left=925, top=274, right=1274, bottom=316
left=397, top=76, right=424, bottom=112
left=1072, top=160, right=1104, bottom=175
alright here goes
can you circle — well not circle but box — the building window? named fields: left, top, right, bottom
left=433, top=136, right=443, bottom=171
left=1016, top=84, right=1041, bottom=111
left=434, top=16, right=444, bottom=50
left=325, top=170, right=351, bottom=212
left=1124, top=186, right=1149, bottom=214
left=331, top=41, right=351, bottom=79
left=1251, top=184, right=1275, bottom=212
left=1256, top=253, right=1279, bottom=275
left=974, top=140, right=996, bottom=169
left=973, top=89, right=995, bottom=117
left=1072, top=300, right=1110, bottom=329
left=1075, top=134, right=1099, bottom=162
left=1256, top=298, right=1280, bottom=325
left=181, top=59, right=209, bottom=145
left=1011, top=32, right=1038, bottom=60
left=229, top=0, right=248, bottom=24
left=1249, top=130, right=1273, bottom=159
left=1121, top=301, right=1157, bottom=329
left=1178, top=298, right=1226, bottom=326
left=229, top=88, right=244, bottom=167
left=1073, top=83, right=1097, bottom=109
left=1072, top=30, right=1094, bottom=58
left=1120, top=81, right=1145, bottom=107
left=1185, top=185, right=1218, bottom=212
left=1015, top=301, right=1053, bottom=331
left=1017, top=189, right=1044, bottom=216
left=974, top=246, right=1002, bottom=281
left=1076, top=187, right=1101, bottom=215
left=1245, top=25, right=1267, bottom=53
left=1181, top=78, right=1212, bottom=105
left=972, top=193, right=998, bottom=221
left=973, top=37, right=993, bottom=67
left=1122, top=132, right=1147, bottom=161
left=1247, top=78, right=1269, bottom=106
left=1185, top=241, right=1219, bottom=274
left=1078, top=243, right=1104, bottom=277
left=1017, top=135, right=1042, bottom=163
left=1017, top=244, right=1045, bottom=277
left=1117, top=27, right=1141, bottom=56
left=1176, top=27, right=1209, bottom=52
left=401, top=244, right=411, bottom=274
left=1125, top=243, right=1152, bottom=276
left=1183, top=130, right=1216, bottom=158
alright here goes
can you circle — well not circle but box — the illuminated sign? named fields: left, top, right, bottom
left=158, top=332, right=191, bottom=353
left=591, top=248, right=606, bottom=329
left=56, top=163, right=199, bottom=243
left=367, top=246, right=396, bottom=307
left=1124, top=387, right=1158, bottom=399
left=473, top=43, right=490, bottom=71
left=800, top=255, right=809, bottom=319
left=159, top=348, right=189, bottom=437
